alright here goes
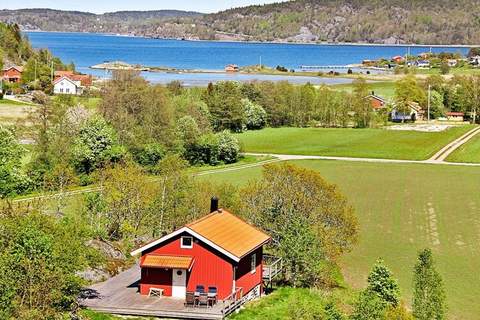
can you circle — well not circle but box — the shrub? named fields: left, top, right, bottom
left=217, top=130, right=240, bottom=164
left=351, top=290, right=387, bottom=320
left=133, top=143, right=166, bottom=167
left=243, top=99, right=267, bottom=130
left=366, top=259, right=400, bottom=307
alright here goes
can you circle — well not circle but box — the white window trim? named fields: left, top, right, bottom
left=250, top=253, right=256, bottom=274
left=181, top=236, right=193, bottom=249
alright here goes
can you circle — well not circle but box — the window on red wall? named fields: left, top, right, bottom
left=181, top=236, right=193, bottom=249
left=250, top=253, right=256, bottom=274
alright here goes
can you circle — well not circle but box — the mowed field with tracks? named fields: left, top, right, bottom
left=236, top=126, right=474, bottom=160
left=201, top=160, right=480, bottom=319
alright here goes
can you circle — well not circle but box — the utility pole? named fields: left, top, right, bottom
left=50, top=61, right=54, bottom=82
left=259, top=55, right=262, bottom=68
left=34, top=59, right=37, bottom=82
left=427, top=84, right=431, bottom=122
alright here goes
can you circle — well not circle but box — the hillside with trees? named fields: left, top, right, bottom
left=2, top=1, right=480, bottom=44
left=0, top=9, right=202, bottom=34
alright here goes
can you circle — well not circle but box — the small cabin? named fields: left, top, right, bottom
left=446, top=112, right=465, bottom=122
left=2, top=66, right=23, bottom=83
left=131, top=198, right=271, bottom=302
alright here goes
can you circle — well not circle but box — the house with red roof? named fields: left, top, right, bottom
left=130, top=198, right=272, bottom=302
left=53, top=71, right=92, bottom=95
left=2, top=66, right=23, bottom=83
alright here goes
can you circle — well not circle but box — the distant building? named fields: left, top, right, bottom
left=53, top=76, right=83, bottom=95
left=2, top=66, right=23, bottom=83
left=447, top=59, right=458, bottom=67
left=366, top=93, right=388, bottom=111
left=225, top=64, right=239, bottom=72
left=54, top=71, right=92, bottom=86
left=415, top=60, right=431, bottom=68
left=391, top=56, right=404, bottom=64
left=391, top=102, right=425, bottom=122
left=445, top=112, right=465, bottom=122
left=469, top=56, right=480, bottom=65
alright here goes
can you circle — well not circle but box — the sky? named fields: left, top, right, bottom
left=0, top=0, right=288, bottom=14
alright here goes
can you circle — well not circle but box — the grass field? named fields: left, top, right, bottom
left=237, top=126, right=473, bottom=160
left=0, top=98, right=34, bottom=106
left=200, top=160, right=480, bottom=319
left=446, top=133, right=480, bottom=163
left=332, top=81, right=396, bottom=98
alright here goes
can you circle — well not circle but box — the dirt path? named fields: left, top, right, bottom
left=10, top=128, right=480, bottom=204
left=11, top=158, right=282, bottom=204
left=428, top=126, right=480, bottom=162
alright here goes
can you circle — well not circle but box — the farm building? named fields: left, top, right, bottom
left=2, top=66, right=23, bottom=83
left=131, top=198, right=273, bottom=302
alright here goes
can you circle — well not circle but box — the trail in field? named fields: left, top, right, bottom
left=428, top=126, right=480, bottom=162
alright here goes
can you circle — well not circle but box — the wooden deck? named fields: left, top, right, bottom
left=80, top=265, right=224, bottom=319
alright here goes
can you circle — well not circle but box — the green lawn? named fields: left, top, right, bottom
left=237, top=126, right=473, bottom=160
left=332, top=81, right=396, bottom=99
left=446, top=133, right=480, bottom=163
left=201, top=160, right=480, bottom=319
left=0, top=98, right=34, bottom=106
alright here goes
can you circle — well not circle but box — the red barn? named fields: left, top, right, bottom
left=130, top=200, right=271, bottom=301
left=2, top=66, right=23, bottom=83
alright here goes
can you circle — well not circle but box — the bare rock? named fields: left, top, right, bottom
left=86, top=239, right=125, bottom=260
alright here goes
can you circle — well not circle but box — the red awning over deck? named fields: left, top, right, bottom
left=140, top=254, right=194, bottom=270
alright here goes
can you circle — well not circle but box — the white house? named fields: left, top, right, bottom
left=53, top=76, right=83, bottom=95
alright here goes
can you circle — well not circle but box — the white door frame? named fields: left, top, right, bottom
left=172, top=268, right=187, bottom=298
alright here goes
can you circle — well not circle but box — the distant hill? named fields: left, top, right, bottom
left=0, top=9, right=202, bottom=34
left=2, top=1, right=480, bottom=44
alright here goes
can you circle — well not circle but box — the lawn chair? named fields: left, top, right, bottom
left=195, top=285, right=205, bottom=296
left=184, top=291, right=196, bottom=308
left=207, top=286, right=218, bottom=306
left=197, top=293, right=209, bottom=308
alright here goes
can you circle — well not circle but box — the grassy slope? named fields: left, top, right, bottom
left=201, top=160, right=480, bottom=319
left=237, top=126, right=472, bottom=160
left=230, top=287, right=352, bottom=320
left=446, top=133, right=480, bottom=163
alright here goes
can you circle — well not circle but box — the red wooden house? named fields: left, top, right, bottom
left=2, top=66, right=23, bottom=83
left=130, top=199, right=271, bottom=301
left=366, top=93, right=387, bottom=111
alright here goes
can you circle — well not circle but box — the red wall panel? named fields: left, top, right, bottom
left=235, top=247, right=263, bottom=295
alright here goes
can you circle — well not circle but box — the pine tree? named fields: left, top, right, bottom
left=367, top=259, right=400, bottom=307
left=412, top=248, right=446, bottom=320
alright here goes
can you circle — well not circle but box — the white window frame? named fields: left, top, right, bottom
left=181, top=236, right=193, bottom=249
left=250, top=253, right=256, bottom=274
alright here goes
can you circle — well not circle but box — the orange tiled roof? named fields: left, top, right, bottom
left=187, top=210, right=271, bottom=259
left=141, top=254, right=194, bottom=269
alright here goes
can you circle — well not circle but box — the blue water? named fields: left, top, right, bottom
left=26, top=31, right=469, bottom=84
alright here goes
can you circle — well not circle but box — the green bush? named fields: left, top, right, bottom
left=217, top=130, right=240, bottom=164
left=133, top=143, right=165, bottom=167
left=243, top=99, right=267, bottom=130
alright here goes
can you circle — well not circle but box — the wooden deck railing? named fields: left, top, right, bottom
left=262, top=255, right=283, bottom=283
left=221, top=287, right=244, bottom=316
